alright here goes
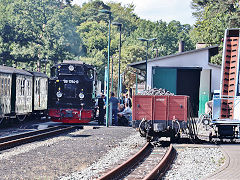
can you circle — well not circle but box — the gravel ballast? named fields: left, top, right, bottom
left=0, top=126, right=144, bottom=179
left=164, top=147, right=225, bottom=180
left=60, top=132, right=146, bottom=180
left=0, top=125, right=225, bottom=180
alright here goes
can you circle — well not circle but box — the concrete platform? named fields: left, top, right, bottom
left=206, top=144, right=240, bottom=180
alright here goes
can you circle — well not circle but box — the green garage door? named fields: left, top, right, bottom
left=198, top=69, right=211, bottom=116
left=152, top=67, right=177, bottom=94
left=152, top=66, right=202, bottom=116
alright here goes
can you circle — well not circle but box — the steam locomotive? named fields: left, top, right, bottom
left=48, top=60, right=98, bottom=123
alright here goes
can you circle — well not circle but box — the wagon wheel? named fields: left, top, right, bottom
left=209, top=132, right=213, bottom=143
left=139, top=119, right=147, bottom=137
left=170, top=130, right=180, bottom=143
left=17, top=115, right=27, bottom=122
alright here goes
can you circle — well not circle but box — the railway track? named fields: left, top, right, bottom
left=99, top=142, right=176, bottom=180
left=0, top=126, right=76, bottom=151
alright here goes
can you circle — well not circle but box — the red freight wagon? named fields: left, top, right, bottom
left=132, top=95, right=189, bottom=140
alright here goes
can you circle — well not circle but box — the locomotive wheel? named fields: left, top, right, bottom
left=17, top=115, right=27, bottom=122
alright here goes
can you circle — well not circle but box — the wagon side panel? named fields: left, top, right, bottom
left=132, top=95, right=154, bottom=128
left=168, top=96, right=188, bottom=122
left=153, top=96, right=168, bottom=120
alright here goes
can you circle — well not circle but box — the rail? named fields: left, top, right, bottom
left=0, top=126, right=75, bottom=151
left=98, top=143, right=176, bottom=180
left=143, top=144, right=176, bottom=179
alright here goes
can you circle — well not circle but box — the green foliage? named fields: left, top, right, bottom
left=0, top=0, right=195, bottom=89
left=190, top=0, right=240, bottom=64
left=0, top=0, right=81, bottom=68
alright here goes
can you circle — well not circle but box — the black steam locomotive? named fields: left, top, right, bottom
left=48, top=60, right=97, bottom=123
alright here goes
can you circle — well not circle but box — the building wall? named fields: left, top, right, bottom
left=147, top=50, right=221, bottom=93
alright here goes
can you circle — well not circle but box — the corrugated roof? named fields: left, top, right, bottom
left=128, top=45, right=219, bottom=69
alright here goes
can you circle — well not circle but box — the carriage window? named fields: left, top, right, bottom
left=35, top=79, right=40, bottom=95
left=4, top=78, right=7, bottom=96
left=35, top=80, right=37, bottom=94
left=38, top=80, right=41, bottom=94
left=20, top=79, right=25, bottom=96
left=23, top=80, right=25, bottom=96
left=7, top=78, right=10, bottom=96
left=27, top=80, right=30, bottom=96
left=1, top=78, right=3, bottom=96
left=20, top=80, right=22, bottom=95
left=0, top=78, right=1, bottom=96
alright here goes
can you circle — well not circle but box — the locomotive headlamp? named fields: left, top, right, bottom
left=68, top=65, right=74, bottom=71
left=79, top=93, right=84, bottom=99
left=56, top=91, right=63, bottom=98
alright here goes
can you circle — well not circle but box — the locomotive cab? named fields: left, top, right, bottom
left=48, top=60, right=97, bottom=123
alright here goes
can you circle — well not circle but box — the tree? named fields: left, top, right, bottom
left=0, top=0, right=82, bottom=69
left=0, top=0, right=195, bottom=89
left=190, top=0, right=240, bottom=64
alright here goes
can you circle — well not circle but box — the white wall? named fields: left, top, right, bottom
left=147, top=50, right=221, bottom=92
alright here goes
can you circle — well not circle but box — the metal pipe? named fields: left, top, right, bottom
left=111, top=56, right=114, bottom=93
left=135, top=71, right=138, bottom=94
left=146, top=41, right=149, bottom=90
left=112, top=22, right=122, bottom=100
left=106, top=13, right=111, bottom=127
left=137, top=38, right=157, bottom=90
left=118, top=25, right=122, bottom=100
left=99, top=9, right=112, bottom=127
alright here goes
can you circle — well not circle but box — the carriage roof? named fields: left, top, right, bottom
left=0, top=65, right=32, bottom=76
left=28, top=71, right=48, bottom=78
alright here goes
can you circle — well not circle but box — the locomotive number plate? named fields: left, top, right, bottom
left=63, top=80, right=79, bottom=84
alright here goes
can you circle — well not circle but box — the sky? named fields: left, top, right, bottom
left=72, top=0, right=195, bottom=25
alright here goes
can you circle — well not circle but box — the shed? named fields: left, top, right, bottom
left=128, top=45, right=221, bottom=116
